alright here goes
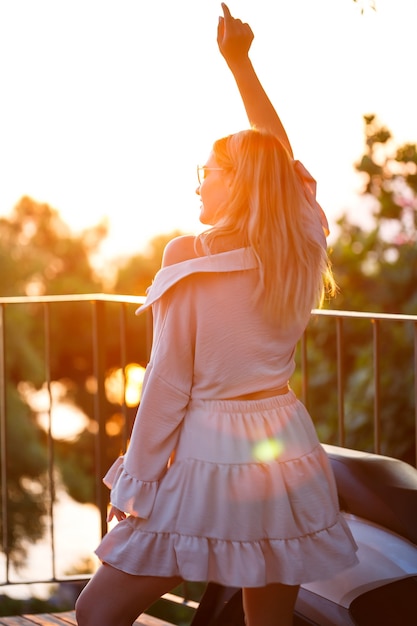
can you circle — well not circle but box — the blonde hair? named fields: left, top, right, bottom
left=197, top=129, right=336, bottom=327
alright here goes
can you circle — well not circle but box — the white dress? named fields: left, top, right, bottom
left=95, top=248, right=358, bottom=586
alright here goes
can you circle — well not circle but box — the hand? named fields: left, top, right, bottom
left=107, top=505, right=127, bottom=523
left=217, top=3, right=254, bottom=68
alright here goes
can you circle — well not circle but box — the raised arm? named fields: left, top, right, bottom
left=217, top=3, right=293, bottom=158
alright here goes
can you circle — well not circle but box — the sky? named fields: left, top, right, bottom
left=0, top=0, right=416, bottom=263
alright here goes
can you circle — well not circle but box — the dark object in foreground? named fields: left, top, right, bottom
left=191, top=445, right=417, bottom=626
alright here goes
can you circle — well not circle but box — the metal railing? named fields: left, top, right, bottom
left=0, top=294, right=416, bottom=605
left=301, top=308, right=417, bottom=463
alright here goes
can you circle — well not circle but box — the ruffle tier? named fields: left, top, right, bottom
left=96, top=392, right=358, bottom=586
left=103, top=457, right=158, bottom=519
left=96, top=510, right=357, bottom=587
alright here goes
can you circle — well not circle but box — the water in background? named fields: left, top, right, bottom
left=1, top=488, right=101, bottom=600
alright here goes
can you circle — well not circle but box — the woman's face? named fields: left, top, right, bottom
left=196, top=152, right=231, bottom=225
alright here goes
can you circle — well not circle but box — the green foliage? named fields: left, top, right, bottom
left=0, top=587, right=75, bottom=617
left=0, top=197, right=109, bottom=567
left=55, top=430, right=96, bottom=504
left=147, top=582, right=206, bottom=626
left=305, top=114, right=417, bottom=463
left=1, top=388, right=48, bottom=569
left=113, top=231, right=183, bottom=295
left=0, top=197, right=106, bottom=297
left=4, top=306, right=45, bottom=387
left=334, top=113, right=417, bottom=311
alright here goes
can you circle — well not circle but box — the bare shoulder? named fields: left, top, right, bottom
left=162, top=235, right=199, bottom=267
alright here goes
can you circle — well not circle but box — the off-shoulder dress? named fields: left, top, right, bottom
left=95, top=246, right=358, bottom=586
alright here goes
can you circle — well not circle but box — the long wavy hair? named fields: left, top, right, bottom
left=197, top=128, right=337, bottom=327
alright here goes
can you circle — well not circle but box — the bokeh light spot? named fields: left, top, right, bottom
left=105, top=363, right=146, bottom=407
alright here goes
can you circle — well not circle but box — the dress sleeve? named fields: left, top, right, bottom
left=103, top=281, right=196, bottom=519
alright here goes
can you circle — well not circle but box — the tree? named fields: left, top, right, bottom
left=0, top=197, right=108, bottom=566
left=0, top=203, right=179, bottom=566
left=304, top=114, right=417, bottom=463
left=113, top=231, right=183, bottom=296
left=2, top=388, right=49, bottom=569
left=0, top=196, right=106, bottom=297
left=333, top=114, right=417, bottom=313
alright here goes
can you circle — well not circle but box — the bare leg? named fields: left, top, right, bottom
left=243, top=583, right=300, bottom=626
left=75, top=562, right=182, bottom=626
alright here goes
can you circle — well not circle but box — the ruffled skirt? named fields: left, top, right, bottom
left=95, top=391, right=358, bottom=586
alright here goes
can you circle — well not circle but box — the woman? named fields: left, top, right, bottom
left=76, top=5, right=358, bottom=626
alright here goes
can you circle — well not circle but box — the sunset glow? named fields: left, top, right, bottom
left=1, top=0, right=416, bottom=260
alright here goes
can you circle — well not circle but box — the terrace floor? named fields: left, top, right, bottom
left=0, top=611, right=172, bottom=626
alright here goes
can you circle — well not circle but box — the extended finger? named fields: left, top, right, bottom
left=221, top=3, right=233, bottom=22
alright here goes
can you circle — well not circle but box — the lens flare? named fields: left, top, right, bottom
left=253, top=438, right=284, bottom=462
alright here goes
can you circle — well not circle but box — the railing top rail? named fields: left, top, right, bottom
left=312, top=308, right=417, bottom=322
left=0, top=294, right=416, bottom=322
left=0, top=293, right=146, bottom=305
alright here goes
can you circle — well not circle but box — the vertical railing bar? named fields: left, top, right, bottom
left=300, top=329, right=308, bottom=409
left=414, top=321, right=417, bottom=468
left=92, top=300, right=108, bottom=539
left=336, top=317, right=345, bottom=447
left=0, top=304, right=10, bottom=583
left=43, top=303, right=56, bottom=580
left=373, top=319, right=381, bottom=454
left=119, top=304, right=129, bottom=446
